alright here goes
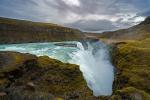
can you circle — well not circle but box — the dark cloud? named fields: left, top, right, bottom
left=0, top=0, right=149, bottom=32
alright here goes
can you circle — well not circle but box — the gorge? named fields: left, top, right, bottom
left=0, top=40, right=114, bottom=96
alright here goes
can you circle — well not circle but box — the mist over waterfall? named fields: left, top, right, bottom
left=69, top=41, right=114, bottom=96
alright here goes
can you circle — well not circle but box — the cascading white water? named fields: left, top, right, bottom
left=0, top=41, right=114, bottom=96
left=69, top=41, right=114, bottom=96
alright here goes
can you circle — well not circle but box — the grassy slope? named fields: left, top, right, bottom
left=0, top=17, right=84, bottom=44
left=111, top=38, right=150, bottom=100
left=99, top=17, right=150, bottom=40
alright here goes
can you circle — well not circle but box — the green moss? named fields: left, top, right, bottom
left=0, top=52, right=37, bottom=73
left=0, top=52, right=97, bottom=99
left=111, top=38, right=150, bottom=99
left=112, top=87, right=150, bottom=100
left=36, top=56, right=92, bottom=97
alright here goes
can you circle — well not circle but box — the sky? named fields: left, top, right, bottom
left=0, top=0, right=150, bottom=32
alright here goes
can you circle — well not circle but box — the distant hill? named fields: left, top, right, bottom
left=98, top=16, right=150, bottom=40
left=0, top=17, right=84, bottom=44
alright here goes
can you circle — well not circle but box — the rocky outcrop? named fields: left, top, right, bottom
left=0, top=51, right=101, bottom=100
left=0, top=17, right=85, bottom=44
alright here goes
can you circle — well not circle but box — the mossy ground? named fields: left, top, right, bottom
left=110, top=38, right=150, bottom=100
left=0, top=52, right=101, bottom=100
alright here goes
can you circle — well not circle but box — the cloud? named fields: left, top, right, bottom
left=62, top=0, right=80, bottom=6
left=0, top=0, right=149, bottom=32
left=138, top=10, right=150, bottom=17
left=66, top=19, right=117, bottom=32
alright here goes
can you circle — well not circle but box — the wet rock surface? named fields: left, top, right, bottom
left=54, top=43, right=77, bottom=47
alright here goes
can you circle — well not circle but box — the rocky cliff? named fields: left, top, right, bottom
left=0, top=17, right=84, bottom=44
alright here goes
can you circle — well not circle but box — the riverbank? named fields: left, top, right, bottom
left=0, top=17, right=84, bottom=44
left=109, top=38, right=150, bottom=100
left=0, top=51, right=100, bottom=99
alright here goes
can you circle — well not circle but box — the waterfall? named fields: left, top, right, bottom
left=69, top=41, right=114, bottom=96
left=0, top=41, right=114, bottom=96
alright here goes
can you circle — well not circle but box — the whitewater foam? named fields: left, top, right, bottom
left=69, top=41, right=114, bottom=96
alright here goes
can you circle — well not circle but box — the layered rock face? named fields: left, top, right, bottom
left=0, top=51, right=100, bottom=100
left=0, top=17, right=84, bottom=44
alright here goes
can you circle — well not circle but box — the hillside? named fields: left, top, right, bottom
left=0, top=17, right=84, bottom=44
left=99, top=16, right=150, bottom=40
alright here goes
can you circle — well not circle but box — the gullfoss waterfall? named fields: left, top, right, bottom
left=0, top=41, right=114, bottom=96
